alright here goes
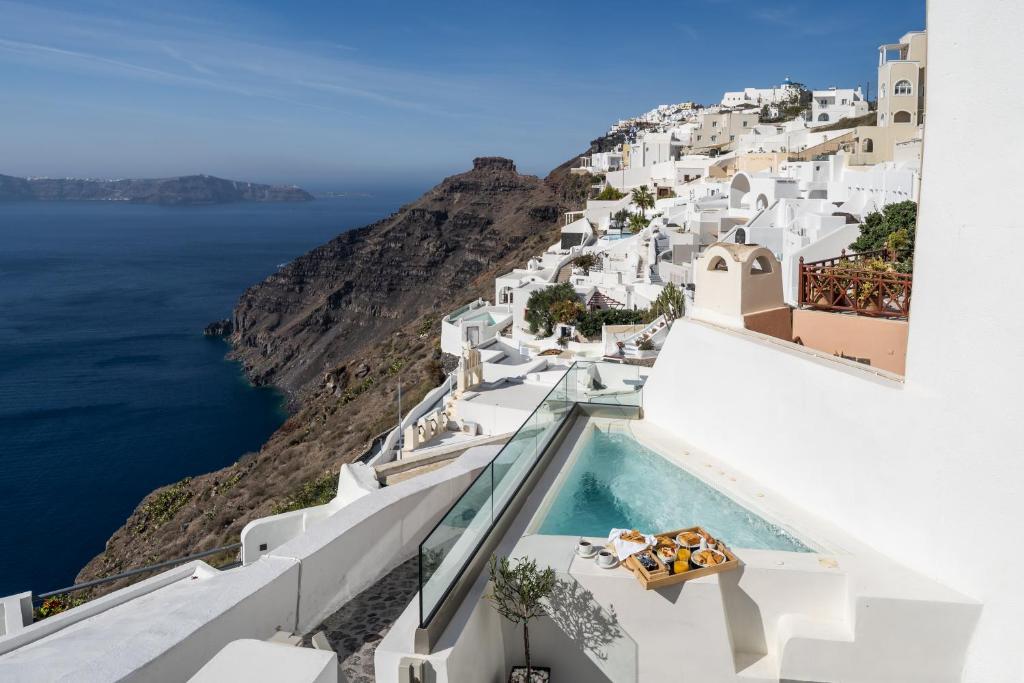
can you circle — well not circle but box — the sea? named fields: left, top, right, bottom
left=0, top=195, right=413, bottom=597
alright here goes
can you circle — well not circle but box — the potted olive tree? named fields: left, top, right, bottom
left=487, top=555, right=556, bottom=683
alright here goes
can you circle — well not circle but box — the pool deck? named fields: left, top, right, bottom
left=379, top=414, right=979, bottom=682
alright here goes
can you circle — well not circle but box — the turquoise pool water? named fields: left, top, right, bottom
left=538, top=430, right=811, bottom=552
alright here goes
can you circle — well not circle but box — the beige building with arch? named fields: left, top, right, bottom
left=692, top=242, right=791, bottom=338
left=878, top=30, right=927, bottom=128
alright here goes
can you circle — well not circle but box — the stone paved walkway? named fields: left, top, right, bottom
left=308, top=557, right=418, bottom=683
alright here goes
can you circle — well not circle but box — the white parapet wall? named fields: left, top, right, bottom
left=269, top=444, right=499, bottom=632
left=0, top=445, right=499, bottom=681
left=0, top=558, right=301, bottom=681
left=241, top=463, right=380, bottom=565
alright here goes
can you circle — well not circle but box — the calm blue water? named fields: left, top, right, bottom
left=538, top=430, right=811, bottom=552
left=0, top=196, right=410, bottom=596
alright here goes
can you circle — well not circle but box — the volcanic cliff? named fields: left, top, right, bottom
left=77, top=156, right=590, bottom=586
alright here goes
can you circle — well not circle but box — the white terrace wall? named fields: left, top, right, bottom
left=269, top=444, right=498, bottom=632
left=645, top=4, right=1024, bottom=679
left=0, top=445, right=498, bottom=681
left=0, top=558, right=300, bottom=682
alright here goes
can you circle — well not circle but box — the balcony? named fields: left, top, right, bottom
left=798, top=249, right=912, bottom=319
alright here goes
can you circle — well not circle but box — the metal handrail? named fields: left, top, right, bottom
left=35, top=543, right=242, bottom=603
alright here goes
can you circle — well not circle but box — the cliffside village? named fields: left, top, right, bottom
left=11, top=21, right=1024, bottom=683
left=410, top=30, right=924, bottom=454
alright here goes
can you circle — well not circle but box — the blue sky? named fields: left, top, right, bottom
left=0, top=0, right=924, bottom=192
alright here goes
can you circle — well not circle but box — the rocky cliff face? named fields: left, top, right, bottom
left=76, top=156, right=590, bottom=588
left=0, top=173, right=313, bottom=205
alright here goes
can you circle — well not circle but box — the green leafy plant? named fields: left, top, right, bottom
left=272, top=472, right=337, bottom=514
left=549, top=299, right=584, bottom=326
left=133, top=478, right=193, bottom=536
left=650, top=282, right=686, bottom=320
left=487, top=555, right=556, bottom=681
left=595, top=185, right=625, bottom=201
left=575, top=308, right=649, bottom=339
left=637, top=337, right=655, bottom=351
left=610, top=209, right=631, bottom=230
left=524, top=283, right=578, bottom=337
left=34, top=594, right=85, bottom=621
left=573, top=253, right=598, bottom=274
left=627, top=212, right=648, bottom=234
left=849, top=200, right=917, bottom=269
left=630, top=185, right=655, bottom=215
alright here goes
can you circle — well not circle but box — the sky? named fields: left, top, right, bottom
left=0, top=0, right=925, bottom=193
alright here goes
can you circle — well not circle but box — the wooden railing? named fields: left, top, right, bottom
left=799, top=249, right=912, bottom=318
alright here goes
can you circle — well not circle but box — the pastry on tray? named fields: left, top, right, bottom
left=619, top=529, right=646, bottom=544
left=676, top=530, right=705, bottom=548
left=691, top=549, right=726, bottom=568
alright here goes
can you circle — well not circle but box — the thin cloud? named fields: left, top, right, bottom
left=160, top=44, right=217, bottom=76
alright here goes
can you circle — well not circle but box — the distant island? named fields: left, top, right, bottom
left=0, top=173, right=314, bottom=206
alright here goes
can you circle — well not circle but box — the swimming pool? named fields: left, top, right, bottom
left=537, top=429, right=811, bottom=552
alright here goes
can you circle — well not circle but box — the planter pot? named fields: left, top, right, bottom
left=509, top=666, right=551, bottom=683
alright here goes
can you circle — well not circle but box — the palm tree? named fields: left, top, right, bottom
left=631, top=185, right=655, bottom=217
left=627, top=212, right=648, bottom=234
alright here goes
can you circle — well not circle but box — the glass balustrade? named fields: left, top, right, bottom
left=418, top=361, right=644, bottom=627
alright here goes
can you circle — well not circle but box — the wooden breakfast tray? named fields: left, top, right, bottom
left=619, top=526, right=740, bottom=590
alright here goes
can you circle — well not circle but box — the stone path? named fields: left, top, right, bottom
left=307, top=557, right=418, bottom=683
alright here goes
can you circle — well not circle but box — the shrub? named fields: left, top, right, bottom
left=549, top=299, right=584, bottom=325
left=650, top=282, right=686, bottom=320
left=595, top=185, right=625, bottom=201
left=573, top=253, right=598, bottom=274
left=849, top=200, right=917, bottom=270
left=638, top=337, right=655, bottom=351
left=34, top=594, right=85, bottom=621
left=272, top=472, right=337, bottom=514
left=524, top=283, right=578, bottom=337
left=627, top=212, right=648, bottom=233
left=133, top=478, right=193, bottom=536
left=575, top=308, right=649, bottom=339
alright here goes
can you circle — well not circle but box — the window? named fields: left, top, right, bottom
left=880, top=83, right=886, bottom=98
left=708, top=256, right=729, bottom=272
left=742, top=121, right=748, bottom=127
left=697, top=135, right=702, bottom=141
left=894, top=80, right=913, bottom=95
left=841, top=98, right=848, bottom=105
left=729, top=134, right=735, bottom=141
left=710, top=135, right=717, bottom=142
left=712, top=120, right=718, bottom=127
left=818, top=113, right=830, bottom=121
left=862, top=138, right=874, bottom=153
left=893, top=110, right=912, bottom=123
left=750, top=255, right=773, bottom=274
